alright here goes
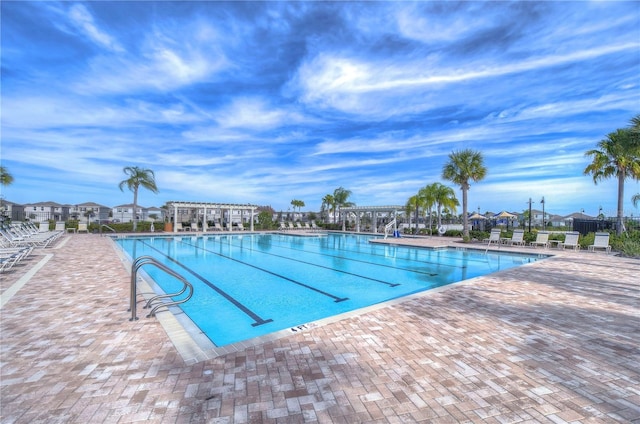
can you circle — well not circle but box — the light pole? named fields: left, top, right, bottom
left=527, top=198, right=533, bottom=232
left=540, top=197, right=545, bottom=230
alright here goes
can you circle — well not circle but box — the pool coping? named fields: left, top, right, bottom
left=109, top=233, right=554, bottom=365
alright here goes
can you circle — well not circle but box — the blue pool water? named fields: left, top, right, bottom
left=116, top=233, right=544, bottom=346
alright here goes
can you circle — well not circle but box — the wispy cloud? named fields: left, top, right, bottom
left=1, top=1, right=638, bottom=215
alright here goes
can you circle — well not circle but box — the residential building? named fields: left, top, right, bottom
left=70, top=202, right=111, bottom=223
left=112, top=203, right=149, bottom=223
left=21, top=201, right=69, bottom=222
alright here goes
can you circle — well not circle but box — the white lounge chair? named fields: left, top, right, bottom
left=484, top=228, right=502, bottom=247
left=77, top=223, right=89, bottom=233
left=529, top=231, right=549, bottom=248
left=588, top=232, right=611, bottom=253
left=175, top=222, right=184, bottom=232
left=559, top=231, right=580, bottom=251
left=505, top=229, right=525, bottom=246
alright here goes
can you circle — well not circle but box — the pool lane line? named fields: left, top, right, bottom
left=175, top=239, right=350, bottom=303
left=138, top=240, right=273, bottom=327
left=263, top=238, right=440, bottom=278
left=190, top=238, right=402, bottom=288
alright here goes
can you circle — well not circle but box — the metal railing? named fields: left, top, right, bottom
left=129, top=255, right=193, bottom=321
left=384, top=219, right=397, bottom=239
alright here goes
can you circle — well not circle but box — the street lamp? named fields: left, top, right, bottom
left=540, top=197, right=545, bottom=230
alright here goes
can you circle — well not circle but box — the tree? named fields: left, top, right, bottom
left=290, top=199, right=305, bottom=213
left=584, top=128, right=640, bottom=235
left=0, top=166, right=14, bottom=186
left=321, top=194, right=335, bottom=223
left=431, top=182, right=459, bottom=228
left=118, top=166, right=159, bottom=231
left=333, top=187, right=354, bottom=229
left=442, top=149, right=487, bottom=239
left=632, top=193, right=640, bottom=208
left=418, top=184, right=437, bottom=234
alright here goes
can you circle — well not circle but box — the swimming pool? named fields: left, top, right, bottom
left=116, top=233, right=544, bottom=347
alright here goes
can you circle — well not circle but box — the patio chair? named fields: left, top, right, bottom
left=529, top=231, right=549, bottom=248
left=483, top=228, right=502, bottom=247
left=505, top=229, right=525, bottom=246
left=588, top=232, right=611, bottom=254
left=559, top=231, right=580, bottom=251
left=77, top=223, right=89, bottom=233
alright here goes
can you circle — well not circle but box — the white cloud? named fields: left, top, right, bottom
left=68, top=4, right=124, bottom=52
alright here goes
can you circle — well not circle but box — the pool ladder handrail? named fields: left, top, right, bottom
left=129, top=255, right=193, bottom=321
left=384, top=219, right=397, bottom=239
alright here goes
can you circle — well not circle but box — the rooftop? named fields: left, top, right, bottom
left=1, top=233, right=638, bottom=423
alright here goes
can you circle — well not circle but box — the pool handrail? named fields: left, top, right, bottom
left=129, top=255, right=193, bottom=321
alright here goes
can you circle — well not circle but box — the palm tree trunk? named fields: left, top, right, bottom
left=133, top=188, right=139, bottom=232
left=462, top=186, right=469, bottom=239
left=617, top=172, right=625, bottom=235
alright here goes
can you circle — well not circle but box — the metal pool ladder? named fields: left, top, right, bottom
left=129, top=255, right=193, bottom=321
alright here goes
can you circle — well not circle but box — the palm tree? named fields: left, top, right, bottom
left=632, top=193, right=640, bottom=208
left=584, top=128, right=640, bottom=235
left=405, top=195, right=424, bottom=235
left=333, top=187, right=354, bottom=230
left=118, top=166, right=159, bottom=231
left=431, top=183, right=459, bottom=229
left=321, top=194, right=335, bottom=223
left=418, top=184, right=437, bottom=234
left=0, top=166, right=14, bottom=186
left=442, top=149, right=487, bottom=239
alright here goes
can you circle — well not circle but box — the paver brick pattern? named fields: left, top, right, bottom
left=0, top=234, right=638, bottom=423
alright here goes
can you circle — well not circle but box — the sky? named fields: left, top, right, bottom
left=1, top=1, right=639, bottom=218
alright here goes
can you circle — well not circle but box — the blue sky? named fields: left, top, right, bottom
left=2, top=1, right=639, bottom=217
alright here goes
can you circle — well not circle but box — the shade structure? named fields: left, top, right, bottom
left=494, top=211, right=517, bottom=219
left=469, top=212, right=487, bottom=220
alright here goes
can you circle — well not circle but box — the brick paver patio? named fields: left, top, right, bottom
left=1, top=233, right=638, bottom=423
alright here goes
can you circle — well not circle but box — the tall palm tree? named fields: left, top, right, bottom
left=442, top=149, right=487, bottom=239
left=0, top=166, right=14, bottom=186
left=118, top=166, right=159, bottom=231
left=405, top=194, right=425, bottom=235
left=432, top=183, right=459, bottom=228
left=632, top=193, right=640, bottom=208
left=584, top=128, right=640, bottom=235
left=417, top=184, right=437, bottom=234
left=333, top=187, right=354, bottom=230
left=321, top=194, right=335, bottom=223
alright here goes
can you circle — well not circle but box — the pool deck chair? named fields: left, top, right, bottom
left=484, top=228, right=502, bottom=250
left=588, top=232, right=611, bottom=254
left=77, top=223, right=89, bottom=233
left=559, top=231, right=580, bottom=251
left=529, top=231, right=549, bottom=249
left=505, top=229, right=525, bottom=246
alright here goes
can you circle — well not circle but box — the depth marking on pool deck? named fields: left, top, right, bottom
left=139, top=240, right=273, bottom=326
left=177, top=239, right=350, bottom=302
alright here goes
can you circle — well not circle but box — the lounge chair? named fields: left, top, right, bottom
left=54, top=222, right=66, bottom=232
left=484, top=228, right=502, bottom=247
left=529, top=231, right=549, bottom=248
left=588, top=232, right=611, bottom=253
left=505, top=229, right=525, bottom=246
left=235, top=222, right=245, bottom=231
left=295, top=222, right=304, bottom=230
left=311, top=221, right=320, bottom=231
left=287, top=222, right=296, bottom=231
left=559, top=231, right=580, bottom=251
left=77, top=223, right=89, bottom=233
left=278, top=222, right=287, bottom=231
